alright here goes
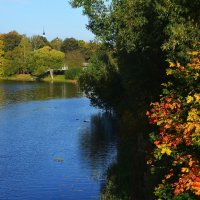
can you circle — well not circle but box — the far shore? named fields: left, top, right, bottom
left=0, top=74, right=77, bottom=84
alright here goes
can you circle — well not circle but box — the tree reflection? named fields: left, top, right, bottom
left=78, top=112, right=118, bottom=181
left=0, top=81, right=81, bottom=107
left=79, top=111, right=156, bottom=200
left=102, top=112, right=157, bottom=200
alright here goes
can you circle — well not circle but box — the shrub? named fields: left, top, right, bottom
left=147, top=50, right=200, bottom=199
left=64, top=67, right=82, bottom=80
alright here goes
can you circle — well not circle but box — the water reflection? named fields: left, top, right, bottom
left=0, top=81, right=81, bottom=108
left=0, top=81, right=119, bottom=200
left=79, top=112, right=118, bottom=182
left=102, top=113, right=156, bottom=200
left=0, top=94, right=117, bottom=199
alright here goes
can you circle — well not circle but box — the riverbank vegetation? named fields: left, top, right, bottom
left=0, top=31, right=98, bottom=81
left=70, top=0, right=200, bottom=199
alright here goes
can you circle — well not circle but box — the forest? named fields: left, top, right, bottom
left=70, top=0, right=200, bottom=199
left=0, top=31, right=98, bottom=79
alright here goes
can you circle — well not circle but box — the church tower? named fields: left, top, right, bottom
left=42, top=27, right=46, bottom=38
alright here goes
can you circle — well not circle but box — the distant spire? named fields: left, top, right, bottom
left=42, top=27, right=46, bottom=38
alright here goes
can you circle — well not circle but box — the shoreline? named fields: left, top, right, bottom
left=0, top=74, right=77, bottom=84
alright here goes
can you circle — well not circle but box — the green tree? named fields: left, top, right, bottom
left=79, top=40, right=100, bottom=62
left=1, top=31, right=23, bottom=52
left=30, top=35, right=49, bottom=51
left=71, top=0, right=200, bottom=61
left=70, top=1, right=200, bottom=199
left=0, top=40, right=6, bottom=76
left=50, top=37, right=63, bottom=51
left=32, top=46, right=65, bottom=75
left=15, top=37, right=32, bottom=74
left=61, top=37, right=80, bottom=53
left=79, top=51, right=122, bottom=110
left=4, top=37, right=33, bottom=75
left=152, top=0, right=200, bottom=62
left=70, top=0, right=200, bottom=111
left=71, top=0, right=167, bottom=111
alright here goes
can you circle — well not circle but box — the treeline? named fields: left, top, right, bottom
left=0, top=31, right=98, bottom=77
left=70, top=0, right=200, bottom=199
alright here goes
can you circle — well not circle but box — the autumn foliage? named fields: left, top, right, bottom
left=147, top=51, right=200, bottom=199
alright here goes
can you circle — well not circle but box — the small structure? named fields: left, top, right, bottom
left=62, top=65, right=68, bottom=70
left=83, top=62, right=89, bottom=67
left=32, top=66, right=68, bottom=80
left=49, top=69, right=54, bottom=80
left=42, top=27, right=46, bottom=38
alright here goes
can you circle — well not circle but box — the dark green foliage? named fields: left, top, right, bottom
left=79, top=40, right=100, bottom=62
left=50, top=37, right=63, bottom=51
left=70, top=0, right=200, bottom=111
left=30, top=35, right=49, bottom=51
left=71, top=0, right=200, bottom=62
left=78, top=51, right=122, bottom=110
left=1, top=31, right=23, bottom=52
left=61, top=38, right=80, bottom=53
left=70, top=0, right=200, bottom=199
left=64, top=67, right=82, bottom=80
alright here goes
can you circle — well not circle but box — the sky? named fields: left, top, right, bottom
left=0, top=0, right=94, bottom=41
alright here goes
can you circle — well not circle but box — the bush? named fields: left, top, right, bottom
left=64, top=67, right=82, bottom=80
left=78, top=53, right=122, bottom=110
left=147, top=50, right=200, bottom=199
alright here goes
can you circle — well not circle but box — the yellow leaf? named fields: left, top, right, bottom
left=194, top=93, right=200, bottom=102
left=177, top=62, right=181, bottom=67
left=169, top=61, right=175, bottom=67
left=161, top=148, right=166, bottom=154
left=166, top=69, right=173, bottom=75
left=166, top=148, right=172, bottom=156
left=187, top=96, right=194, bottom=103
left=181, top=167, right=189, bottom=173
left=191, top=51, right=199, bottom=55
left=157, top=145, right=162, bottom=149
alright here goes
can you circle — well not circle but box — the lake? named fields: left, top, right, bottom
left=0, top=81, right=117, bottom=200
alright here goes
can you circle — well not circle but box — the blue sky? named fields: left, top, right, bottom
left=0, top=0, right=94, bottom=41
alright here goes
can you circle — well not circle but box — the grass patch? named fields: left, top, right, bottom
left=43, top=75, right=77, bottom=83
left=0, top=74, right=34, bottom=81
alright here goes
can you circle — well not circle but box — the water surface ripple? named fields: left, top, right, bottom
left=0, top=81, right=117, bottom=200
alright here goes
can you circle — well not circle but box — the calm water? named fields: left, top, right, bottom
left=0, top=81, right=117, bottom=200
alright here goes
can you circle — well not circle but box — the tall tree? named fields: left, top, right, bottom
left=70, top=1, right=200, bottom=199
left=61, top=38, right=80, bottom=53
left=1, top=31, right=23, bottom=52
left=70, top=0, right=200, bottom=110
left=31, top=46, right=65, bottom=75
left=0, top=40, right=6, bottom=76
left=30, top=35, right=49, bottom=51
left=79, top=40, right=100, bottom=61
left=71, top=0, right=200, bottom=61
left=50, top=37, right=63, bottom=51
left=4, top=37, right=33, bottom=75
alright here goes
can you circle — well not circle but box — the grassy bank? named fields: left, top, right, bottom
left=43, top=75, right=77, bottom=83
left=0, top=74, right=34, bottom=81
left=0, top=74, right=77, bottom=83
